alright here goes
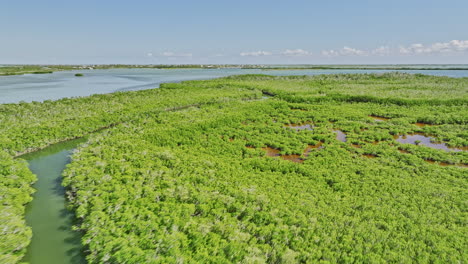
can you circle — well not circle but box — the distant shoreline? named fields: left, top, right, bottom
left=260, top=67, right=468, bottom=71
left=1, top=64, right=467, bottom=77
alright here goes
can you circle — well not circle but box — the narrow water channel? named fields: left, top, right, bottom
left=21, top=138, right=87, bottom=264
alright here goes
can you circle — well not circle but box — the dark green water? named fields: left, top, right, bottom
left=21, top=138, right=87, bottom=264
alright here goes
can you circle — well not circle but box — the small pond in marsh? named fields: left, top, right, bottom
left=394, top=133, right=467, bottom=152
left=284, top=122, right=314, bottom=131
left=333, top=130, right=347, bottom=142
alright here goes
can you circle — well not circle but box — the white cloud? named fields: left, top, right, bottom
left=321, top=50, right=339, bottom=57
left=161, top=51, right=193, bottom=57
left=450, top=40, right=468, bottom=51
left=399, top=43, right=428, bottom=54
left=321, top=46, right=367, bottom=57
left=341, top=46, right=366, bottom=56
left=240, top=51, right=272, bottom=57
left=319, top=40, right=468, bottom=58
left=233, top=39, right=468, bottom=59
left=147, top=52, right=153, bottom=57
left=398, top=40, right=468, bottom=55
left=371, top=46, right=391, bottom=56
left=281, top=49, right=312, bottom=56
left=398, top=46, right=411, bottom=55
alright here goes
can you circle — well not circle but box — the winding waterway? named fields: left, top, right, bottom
left=20, top=138, right=87, bottom=264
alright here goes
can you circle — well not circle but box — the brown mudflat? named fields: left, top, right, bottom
left=262, top=147, right=281, bottom=157
left=415, top=122, right=431, bottom=127
left=259, top=142, right=323, bottom=163
left=426, top=160, right=468, bottom=168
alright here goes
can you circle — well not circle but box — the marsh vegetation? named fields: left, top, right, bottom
left=0, top=73, right=467, bottom=263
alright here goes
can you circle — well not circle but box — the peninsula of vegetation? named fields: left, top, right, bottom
left=0, top=73, right=467, bottom=263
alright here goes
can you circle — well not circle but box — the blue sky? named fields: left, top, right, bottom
left=2, top=0, right=468, bottom=64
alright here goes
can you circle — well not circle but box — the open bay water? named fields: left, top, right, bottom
left=1, top=68, right=468, bottom=104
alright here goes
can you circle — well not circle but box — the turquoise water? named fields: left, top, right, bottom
left=1, top=68, right=468, bottom=104
left=21, top=138, right=87, bottom=264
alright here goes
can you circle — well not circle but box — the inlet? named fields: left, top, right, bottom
left=20, top=138, right=87, bottom=264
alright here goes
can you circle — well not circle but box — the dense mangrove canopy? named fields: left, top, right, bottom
left=0, top=73, right=467, bottom=263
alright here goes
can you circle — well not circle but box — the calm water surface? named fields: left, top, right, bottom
left=1, top=68, right=468, bottom=104
left=334, top=130, right=347, bottom=142
left=395, top=134, right=466, bottom=152
left=21, top=138, right=87, bottom=264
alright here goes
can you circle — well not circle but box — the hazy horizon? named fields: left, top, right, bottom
left=2, top=63, right=468, bottom=66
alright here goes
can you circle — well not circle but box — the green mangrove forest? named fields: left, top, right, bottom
left=1, top=73, right=467, bottom=263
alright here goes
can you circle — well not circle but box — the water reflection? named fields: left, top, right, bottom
left=284, top=122, right=314, bottom=131
left=394, top=133, right=466, bottom=152
left=333, top=130, right=347, bottom=142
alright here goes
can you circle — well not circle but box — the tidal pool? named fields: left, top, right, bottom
left=284, top=122, right=314, bottom=131
left=333, top=130, right=347, bottom=142
left=20, top=138, right=87, bottom=264
left=395, top=133, right=466, bottom=152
